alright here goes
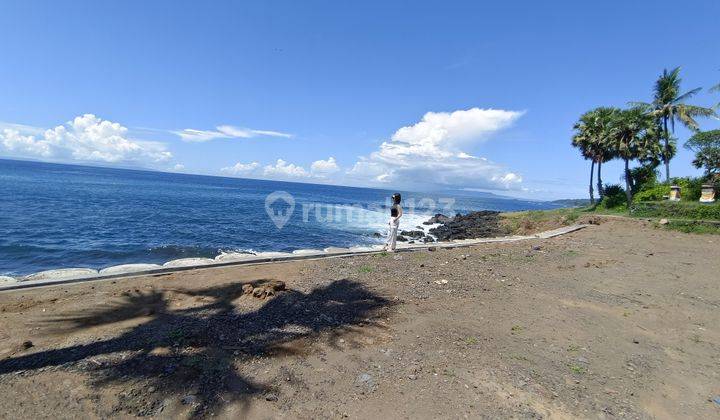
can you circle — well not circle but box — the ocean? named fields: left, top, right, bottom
left=0, top=159, right=561, bottom=276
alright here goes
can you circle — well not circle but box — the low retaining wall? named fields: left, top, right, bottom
left=0, top=224, right=588, bottom=292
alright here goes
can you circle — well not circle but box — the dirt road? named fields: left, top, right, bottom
left=0, top=217, right=718, bottom=418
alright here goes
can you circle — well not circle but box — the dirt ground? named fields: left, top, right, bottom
left=0, top=217, right=719, bottom=419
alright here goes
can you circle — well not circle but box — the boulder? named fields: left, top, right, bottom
left=291, top=249, right=324, bottom=256
left=400, top=230, right=425, bottom=239
left=324, top=247, right=351, bottom=254
left=23, top=268, right=98, bottom=282
left=0, top=276, right=18, bottom=285
left=253, top=252, right=293, bottom=259
left=163, top=258, right=216, bottom=268
left=215, top=252, right=258, bottom=262
left=99, top=264, right=162, bottom=276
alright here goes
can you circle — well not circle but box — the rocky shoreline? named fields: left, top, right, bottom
left=0, top=211, right=506, bottom=286
left=398, top=210, right=503, bottom=243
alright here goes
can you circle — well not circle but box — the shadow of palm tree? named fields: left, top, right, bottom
left=0, top=279, right=390, bottom=417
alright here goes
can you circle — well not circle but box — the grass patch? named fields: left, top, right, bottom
left=510, top=325, right=523, bottom=333
left=465, top=336, right=478, bottom=345
left=568, top=364, right=586, bottom=374
left=502, top=208, right=588, bottom=235
left=358, top=265, right=374, bottom=273
left=660, top=220, right=720, bottom=235
left=631, top=201, right=720, bottom=220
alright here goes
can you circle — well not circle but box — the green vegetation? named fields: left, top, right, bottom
left=685, top=130, right=720, bottom=178
left=634, top=67, right=715, bottom=182
left=358, top=265, right=373, bottom=273
left=630, top=201, right=720, bottom=220
left=465, top=336, right=478, bottom=345
left=571, top=67, right=718, bottom=207
left=568, top=364, right=586, bottom=374
left=659, top=220, right=720, bottom=235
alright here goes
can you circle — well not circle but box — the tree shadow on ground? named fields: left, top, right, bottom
left=0, top=279, right=390, bottom=417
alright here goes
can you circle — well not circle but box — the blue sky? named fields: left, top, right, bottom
left=0, top=0, right=718, bottom=199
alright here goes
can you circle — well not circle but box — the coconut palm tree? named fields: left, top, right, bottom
left=588, top=107, right=617, bottom=199
left=572, top=118, right=596, bottom=204
left=608, top=108, right=656, bottom=205
left=572, top=108, right=617, bottom=203
left=635, top=68, right=716, bottom=182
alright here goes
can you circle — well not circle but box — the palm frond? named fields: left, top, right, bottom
left=671, top=87, right=702, bottom=104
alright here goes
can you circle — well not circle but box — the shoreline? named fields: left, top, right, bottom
left=0, top=223, right=587, bottom=291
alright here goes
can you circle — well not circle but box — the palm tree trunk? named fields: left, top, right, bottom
left=596, top=160, right=603, bottom=200
left=588, top=160, right=595, bottom=204
left=663, top=117, right=670, bottom=182
left=624, top=158, right=633, bottom=206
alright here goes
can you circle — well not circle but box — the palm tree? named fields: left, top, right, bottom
left=572, top=108, right=617, bottom=203
left=608, top=108, right=656, bottom=205
left=588, top=107, right=617, bottom=199
left=635, top=68, right=716, bottom=182
left=572, top=119, right=596, bottom=204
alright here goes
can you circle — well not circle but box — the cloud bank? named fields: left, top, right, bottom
left=0, top=114, right=172, bottom=165
left=221, top=157, right=340, bottom=181
left=222, top=108, right=524, bottom=191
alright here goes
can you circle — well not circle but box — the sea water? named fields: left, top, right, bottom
left=0, top=159, right=561, bottom=276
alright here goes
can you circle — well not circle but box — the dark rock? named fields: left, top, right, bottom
left=21, top=341, right=33, bottom=350
left=429, top=211, right=502, bottom=241
left=423, top=213, right=452, bottom=225
left=372, top=232, right=382, bottom=238
left=422, top=236, right=435, bottom=243
left=400, top=230, right=425, bottom=239
left=396, top=236, right=408, bottom=242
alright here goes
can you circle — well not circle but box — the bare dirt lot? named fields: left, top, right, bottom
left=1, top=217, right=719, bottom=419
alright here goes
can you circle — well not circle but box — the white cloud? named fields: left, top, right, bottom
left=310, top=157, right=340, bottom=175
left=221, top=161, right=260, bottom=175
left=262, top=159, right=309, bottom=178
left=221, top=157, right=340, bottom=182
left=0, top=114, right=172, bottom=165
left=217, top=108, right=524, bottom=191
left=175, top=125, right=292, bottom=142
left=173, top=163, right=185, bottom=171
left=346, top=108, right=524, bottom=190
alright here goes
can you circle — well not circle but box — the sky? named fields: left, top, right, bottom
left=0, top=0, right=718, bottom=200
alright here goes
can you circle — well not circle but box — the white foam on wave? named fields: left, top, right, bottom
left=311, top=204, right=434, bottom=237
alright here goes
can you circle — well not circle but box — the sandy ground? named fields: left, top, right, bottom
left=0, top=217, right=718, bottom=419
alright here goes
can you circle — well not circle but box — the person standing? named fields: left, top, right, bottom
left=383, top=193, right=402, bottom=252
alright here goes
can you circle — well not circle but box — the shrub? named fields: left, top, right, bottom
left=629, top=165, right=659, bottom=193
left=600, top=184, right=627, bottom=209
left=630, top=201, right=720, bottom=220
left=672, top=177, right=704, bottom=202
left=634, top=184, right=670, bottom=202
